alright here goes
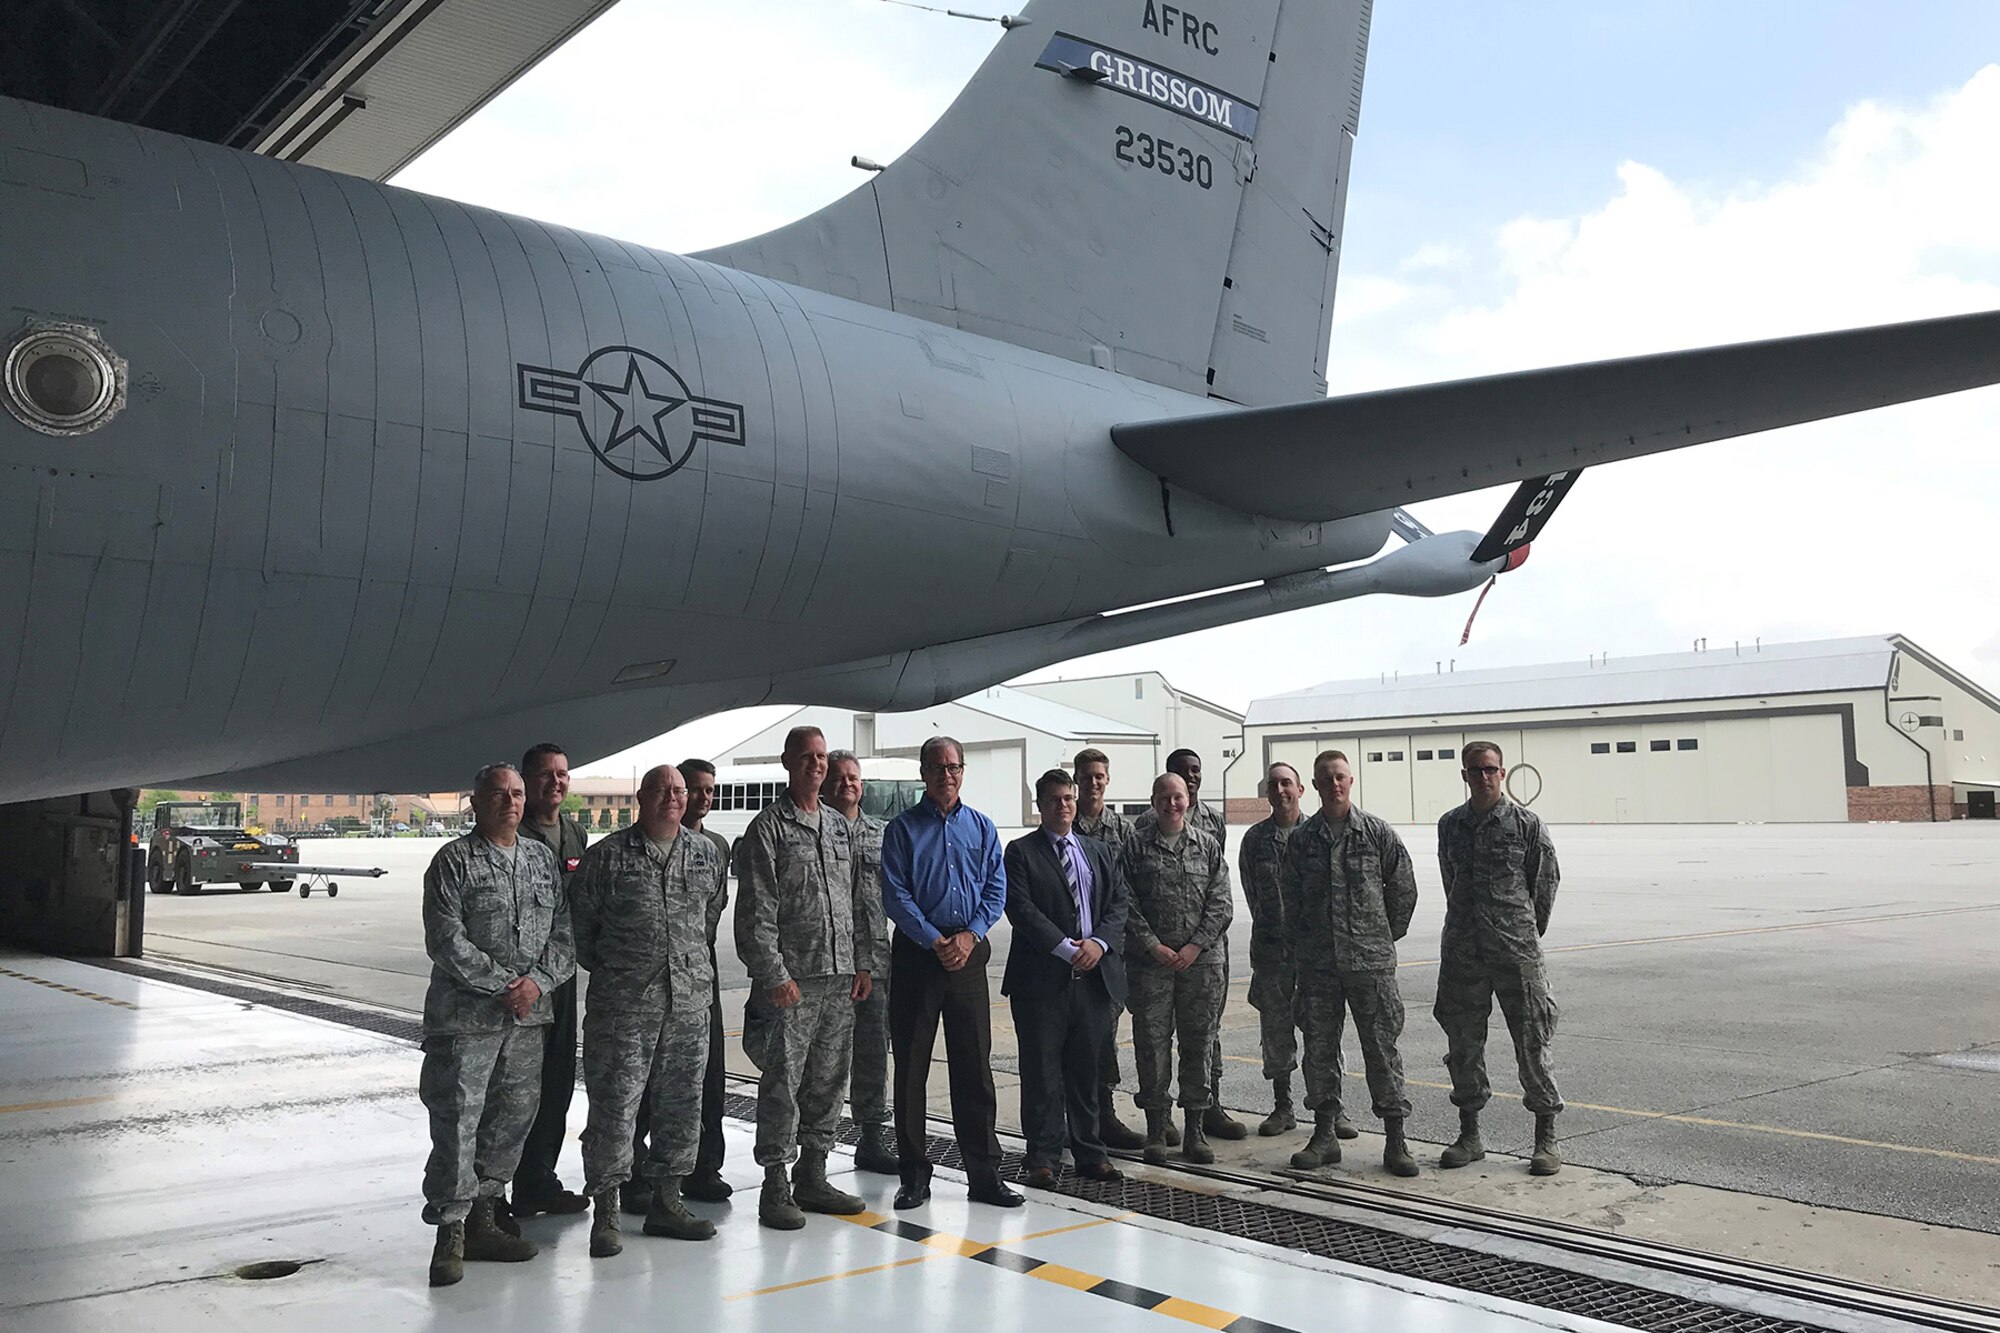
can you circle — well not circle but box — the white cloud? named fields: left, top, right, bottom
left=394, top=0, right=1001, bottom=253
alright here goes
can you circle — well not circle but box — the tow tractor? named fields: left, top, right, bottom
left=147, top=800, right=299, bottom=894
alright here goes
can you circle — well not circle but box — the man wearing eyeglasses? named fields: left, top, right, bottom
left=881, top=736, right=1018, bottom=1210
left=1435, top=742, right=1564, bottom=1177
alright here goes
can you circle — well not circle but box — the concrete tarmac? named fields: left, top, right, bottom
left=138, top=822, right=2000, bottom=1235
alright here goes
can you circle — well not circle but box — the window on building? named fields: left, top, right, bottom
left=1616, top=741, right=1637, bottom=753
left=1919, top=715, right=1944, bottom=728
left=1677, top=738, right=1699, bottom=751
left=1438, top=751, right=1456, bottom=762
left=1387, top=751, right=1404, bottom=762
left=1650, top=739, right=1671, bottom=752
left=1953, top=729, right=1965, bottom=741
left=1417, top=750, right=1433, bottom=761
left=1366, top=752, right=1383, bottom=763
left=1134, top=678, right=1145, bottom=699
left=1590, top=742, right=1610, bottom=755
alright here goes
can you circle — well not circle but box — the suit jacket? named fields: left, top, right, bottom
left=1001, top=828, right=1128, bottom=1009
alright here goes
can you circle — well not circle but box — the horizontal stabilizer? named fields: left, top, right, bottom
left=1111, top=309, right=2000, bottom=521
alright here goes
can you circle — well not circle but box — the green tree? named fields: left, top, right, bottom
left=138, top=790, right=183, bottom=816
left=208, top=791, right=237, bottom=801
left=561, top=793, right=585, bottom=816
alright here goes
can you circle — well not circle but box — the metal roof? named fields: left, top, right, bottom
left=1247, top=635, right=1901, bottom=728
left=955, top=685, right=1156, bottom=742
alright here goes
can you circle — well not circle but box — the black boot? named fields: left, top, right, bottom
left=1289, top=1106, right=1341, bottom=1169
left=620, top=1178, right=648, bottom=1215
left=428, top=1221, right=464, bottom=1287
left=1099, top=1092, right=1147, bottom=1151
left=854, top=1122, right=900, bottom=1174
left=1182, top=1108, right=1214, bottom=1165
left=1529, top=1113, right=1562, bottom=1176
left=1141, top=1108, right=1172, bottom=1166
left=1439, top=1107, right=1485, bottom=1169
left=681, top=1166, right=733, bottom=1202
left=1257, top=1075, right=1297, bottom=1137
left=1382, top=1117, right=1418, bottom=1177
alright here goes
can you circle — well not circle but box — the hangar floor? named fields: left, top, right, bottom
left=4, top=949, right=1996, bottom=1333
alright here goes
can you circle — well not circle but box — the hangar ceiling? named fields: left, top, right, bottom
left=1, top=0, right=618, bottom=181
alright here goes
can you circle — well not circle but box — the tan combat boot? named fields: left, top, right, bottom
left=792, top=1151, right=865, bottom=1214
left=1529, top=1114, right=1562, bottom=1176
left=462, top=1196, right=538, bottom=1263
left=759, top=1163, right=805, bottom=1230
left=1257, top=1075, right=1297, bottom=1137
left=644, top=1176, right=718, bottom=1239
left=1289, top=1106, right=1341, bottom=1169
left=1439, top=1107, right=1485, bottom=1168
left=589, top=1190, right=622, bottom=1258
left=1382, top=1117, right=1418, bottom=1177
left=427, top=1221, right=464, bottom=1287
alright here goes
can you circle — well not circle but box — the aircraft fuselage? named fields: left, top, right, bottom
left=0, top=96, right=1376, bottom=801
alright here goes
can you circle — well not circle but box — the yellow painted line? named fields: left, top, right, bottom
left=723, top=1252, right=942, bottom=1300
left=0, top=966, right=138, bottom=1010
left=1210, top=1056, right=2000, bottom=1168
left=0, top=1094, right=114, bottom=1115
left=842, top=1209, right=890, bottom=1228
left=1152, top=1295, right=1241, bottom=1329
left=1028, top=1262, right=1103, bottom=1290
left=1017, top=1212, right=1138, bottom=1241
left=921, top=1233, right=993, bottom=1257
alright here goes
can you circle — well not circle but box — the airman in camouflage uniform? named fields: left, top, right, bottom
left=1239, top=760, right=1354, bottom=1141
left=573, top=765, right=720, bottom=1256
left=511, top=742, right=592, bottom=1221
left=1435, top=742, right=1564, bottom=1177
left=624, top=761, right=733, bottom=1214
left=824, top=751, right=899, bottom=1174
left=1071, top=747, right=1145, bottom=1150
left=734, top=725, right=877, bottom=1229
left=419, top=763, right=574, bottom=1287
left=1279, top=751, right=1420, bottom=1177
left=1134, top=748, right=1246, bottom=1142
left=1120, top=772, right=1234, bottom=1165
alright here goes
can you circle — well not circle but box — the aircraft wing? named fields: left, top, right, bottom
left=1111, top=309, right=2000, bottom=521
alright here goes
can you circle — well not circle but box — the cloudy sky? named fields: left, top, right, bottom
left=396, top=0, right=2000, bottom=772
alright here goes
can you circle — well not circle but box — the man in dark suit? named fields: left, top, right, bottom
left=1003, top=768, right=1129, bottom=1188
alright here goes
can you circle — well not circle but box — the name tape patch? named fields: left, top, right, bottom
left=1035, top=32, right=1258, bottom=141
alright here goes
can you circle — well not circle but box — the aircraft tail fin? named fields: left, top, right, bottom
left=695, top=0, right=1372, bottom=405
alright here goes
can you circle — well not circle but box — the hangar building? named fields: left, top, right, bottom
left=720, top=673, right=1241, bottom=826
left=1230, top=635, right=1999, bottom=825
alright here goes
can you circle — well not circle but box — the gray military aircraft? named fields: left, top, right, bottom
left=2, top=0, right=1997, bottom=806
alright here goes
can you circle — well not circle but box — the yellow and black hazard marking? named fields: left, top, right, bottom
left=0, top=965, right=138, bottom=1010
left=728, top=1209, right=1299, bottom=1332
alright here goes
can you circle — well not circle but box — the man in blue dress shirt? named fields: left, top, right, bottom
left=881, top=735, right=1023, bottom=1211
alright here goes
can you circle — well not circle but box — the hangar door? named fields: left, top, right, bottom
left=962, top=741, right=1027, bottom=827
left=1520, top=713, right=1846, bottom=822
